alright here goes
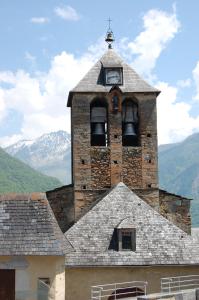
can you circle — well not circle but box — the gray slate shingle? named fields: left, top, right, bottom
left=65, top=183, right=199, bottom=266
left=67, top=49, right=160, bottom=106
left=0, top=193, right=72, bottom=255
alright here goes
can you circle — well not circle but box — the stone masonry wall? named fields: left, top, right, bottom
left=46, top=185, right=190, bottom=234
left=46, top=185, right=74, bottom=233
left=159, top=189, right=191, bottom=234
left=74, top=189, right=107, bottom=221
left=122, top=147, right=142, bottom=188
left=135, top=188, right=160, bottom=211
left=69, top=91, right=191, bottom=235
left=91, top=147, right=111, bottom=189
left=71, top=92, right=159, bottom=220
left=108, top=95, right=123, bottom=186
left=72, top=94, right=91, bottom=191
left=137, top=94, right=158, bottom=190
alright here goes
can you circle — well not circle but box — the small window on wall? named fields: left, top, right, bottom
left=37, top=278, right=50, bottom=300
left=90, top=98, right=108, bottom=146
left=122, top=100, right=139, bottom=146
left=118, top=228, right=136, bottom=251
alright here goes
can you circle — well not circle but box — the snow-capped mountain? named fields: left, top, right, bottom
left=5, top=130, right=71, bottom=184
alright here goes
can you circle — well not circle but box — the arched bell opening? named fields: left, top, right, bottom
left=90, top=98, right=108, bottom=146
left=122, top=99, right=139, bottom=147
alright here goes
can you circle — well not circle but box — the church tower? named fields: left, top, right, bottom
left=67, top=30, right=161, bottom=220
left=47, top=29, right=190, bottom=235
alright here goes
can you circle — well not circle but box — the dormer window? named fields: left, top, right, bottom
left=109, top=227, right=136, bottom=251
left=122, top=231, right=132, bottom=249
left=104, top=68, right=123, bottom=85
left=118, top=228, right=136, bottom=251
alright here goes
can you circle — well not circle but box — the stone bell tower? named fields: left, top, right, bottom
left=47, top=29, right=191, bottom=235
left=67, top=28, right=161, bottom=220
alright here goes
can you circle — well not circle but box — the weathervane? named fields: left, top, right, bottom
left=105, top=17, right=115, bottom=49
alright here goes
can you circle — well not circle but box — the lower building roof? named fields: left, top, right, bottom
left=65, top=183, right=199, bottom=266
left=0, top=193, right=72, bottom=256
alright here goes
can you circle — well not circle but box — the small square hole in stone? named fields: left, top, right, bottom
left=147, top=184, right=152, bottom=188
left=148, top=159, right=152, bottom=163
left=147, top=133, right=151, bottom=137
left=114, top=135, right=118, bottom=139
left=81, top=159, right=85, bottom=165
left=113, top=160, right=118, bottom=164
left=82, top=185, right=86, bottom=190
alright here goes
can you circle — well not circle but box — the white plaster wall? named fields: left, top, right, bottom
left=16, top=269, right=31, bottom=300
left=0, top=255, right=65, bottom=300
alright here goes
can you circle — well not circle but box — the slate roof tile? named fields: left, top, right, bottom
left=67, top=49, right=160, bottom=106
left=65, top=183, right=199, bottom=266
left=0, top=193, right=72, bottom=255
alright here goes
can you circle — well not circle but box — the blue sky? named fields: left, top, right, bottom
left=0, top=0, right=199, bottom=146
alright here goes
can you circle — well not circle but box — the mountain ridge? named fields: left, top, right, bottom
left=5, top=130, right=71, bottom=184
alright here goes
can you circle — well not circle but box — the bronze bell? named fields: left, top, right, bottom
left=92, top=123, right=105, bottom=135
left=124, top=123, right=136, bottom=136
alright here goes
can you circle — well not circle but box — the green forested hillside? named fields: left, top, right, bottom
left=159, top=133, right=199, bottom=226
left=0, top=147, right=62, bottom=193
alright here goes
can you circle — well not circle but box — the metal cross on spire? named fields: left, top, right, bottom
left=105, top=17, right=115, bottom=49
left=107, top=17, right=112, bottom=31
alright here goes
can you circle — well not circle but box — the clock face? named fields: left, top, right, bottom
left=105, top=69, right=122, bottom=85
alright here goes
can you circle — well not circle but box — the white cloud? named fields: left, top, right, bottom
left=0, top=71, right=16, bottom=84
left=126, top=7, right=180, bottom=79
left=0, top=134, right=23, bottom=148
left=0, top=89, right=6, bottom=122
left=177, top=78, right=191, bottom=88
left=119, top=6, right=199, bottom=144
left=25, top=52, right=36, bottom=62
left=30, top=17, right=49, bottom=24
left=3, top=7, right=183, bottom=146
left=0, top=46, right=99, bottom=145
left=193, top=61, right=199, bottom=100
left=0, top=7, right=198, bottom=148
left=157, top=82, right=199, bottom=144
left=1, top=70, right=45, bottom=113
left=21, top=113, right=67, bottom=140
left=54, top=5, right=80, bottom=21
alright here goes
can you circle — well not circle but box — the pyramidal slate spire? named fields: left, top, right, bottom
left=67, top=48, right=159, bottom=106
